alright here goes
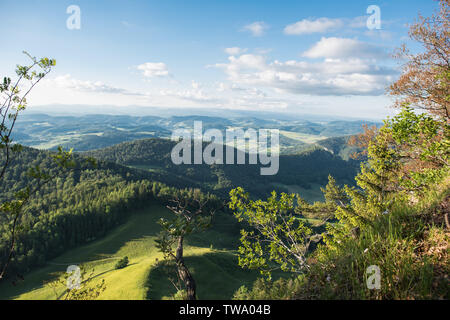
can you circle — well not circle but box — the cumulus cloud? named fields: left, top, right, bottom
left=284, top=16, right=392, bottom=37
left=284, top=18, right=344, bottom=35
left=51, top=74, right=144, bottom=96
left=160, top=82, right=216, bottom=103
left=302, top=37, right=387, bottom=59
left=212, top=39, right=395, bottom=96
left=137, top=62, right=169, bottom=78
left=242, top=21, right=268, bottom=37
left=224, top=47, right=248, bottom=56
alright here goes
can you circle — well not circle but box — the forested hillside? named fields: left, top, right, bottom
left=0, top=146, right=221, bottom=277
left=315, top=136, right=360, bottom=160
left=84, top=138, right=359, bottom=199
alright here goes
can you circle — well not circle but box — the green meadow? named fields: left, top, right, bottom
left=0, top=204, right=265, bottom=300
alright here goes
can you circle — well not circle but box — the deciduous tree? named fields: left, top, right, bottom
left=389, top=0, right=449, bottom=119
left=155, top=190, right=215, bottom=300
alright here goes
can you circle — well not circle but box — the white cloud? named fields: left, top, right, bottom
left=137, top=62, right=169, bottom=78
left=302, top=37, right=387, bottom=59
left=216, top=82, right=267, bottom=98
left=160, top=82, right=216, bottom=103
left=284, top=18, right=344, bottom=35
left=191, top=80, right=200, bottom=89
left=284, top=16, right=394, bottom=38
left=51, top=74, right=144, bottom=96
left=228, top=54, right=266, bottom=70
left=242, top=21, right=268, bottom=37
left=212, top=40, right=395, bottom=96
left=224, top=47, right=247, bottom=56
left=364, top=30, right=393, bottom=40
left=348, top=16, right=368, bottom=29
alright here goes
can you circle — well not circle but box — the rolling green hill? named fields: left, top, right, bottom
left=14, top=113, right=380, bottom=154
left=0, top=204, right=281, bottom=300
left=315, top=136, right=361, bottom=161
left=84, top=138, right=359, bottom=201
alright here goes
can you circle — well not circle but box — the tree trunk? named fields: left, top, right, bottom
left=175, top=236, right=196, bottom=300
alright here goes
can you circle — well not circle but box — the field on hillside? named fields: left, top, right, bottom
left=0, top=204, right=267, bottom=300
left=14, top=113, right=378, bottom=153
left=271, top=182, right=325, bottom=203
left=279, top=130, right=328, bottom=144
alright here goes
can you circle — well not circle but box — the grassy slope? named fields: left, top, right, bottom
left=0, top=204, right=263, bottom=300
left=271, top=182, right=325, bottom=203
left=279, top=130, right=328, bottom=144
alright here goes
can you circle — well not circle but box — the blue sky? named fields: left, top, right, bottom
left=0, top=0, right=438, bottom=119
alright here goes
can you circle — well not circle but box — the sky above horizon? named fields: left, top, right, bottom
left=0, top=0, right=438, bottom=119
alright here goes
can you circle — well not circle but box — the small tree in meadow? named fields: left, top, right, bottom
left=115, top=256, right=129, bottom=269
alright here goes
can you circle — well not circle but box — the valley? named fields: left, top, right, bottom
left=0, top=203, right=287, bottom=300
left=15, top=113, right=379, bottom=156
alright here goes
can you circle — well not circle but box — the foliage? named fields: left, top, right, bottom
left=316, top=135, right=362, bottom=161
left=297, top=183, right=449, bottom=299
left=169, top=289, right=189, bottom=300
left=156, top=191, right=216, bottom=260
left=1, top=204, right=245, bottom=300
left=295, top=105, right=449, bottom=299
left=347, top=124, right=379, bottom=160
left=46, top=265, right=106, bottom=300
left=232, top=277, right=303, bottom=300
left=155, top=191, right=218, bottom=300
left=389, top=0, right=449, bottom=119
left=115, top=256, right=129, bottom=270
left=229, top=188, right=319, bottom=278
left=0, top=53, right=79, bottom=280
left=231, top=1, right=450, bottom=297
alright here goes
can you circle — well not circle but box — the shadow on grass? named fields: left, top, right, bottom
left=184, top=212, right=242, bottom=251
left=145, top=251, right=263, bottom=300
left=0, top=205, right=170, bottom=300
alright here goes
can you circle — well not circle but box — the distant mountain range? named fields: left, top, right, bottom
left=26, top=104, right=385, bottom=122
left=15, top=112, right=380, bottom=157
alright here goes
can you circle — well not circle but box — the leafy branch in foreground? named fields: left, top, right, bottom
left=0, top=52, right=56, bottom=280
left=1, top=51, right=55, bottom=181
left=0, top=53, right=95, bottom=281
left=229, top=188, right=322, bottom=278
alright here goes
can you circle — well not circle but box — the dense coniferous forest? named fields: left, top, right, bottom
left=0, top=147, right=221, bottom=277
left=85, top=138, right=359, bottom=198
